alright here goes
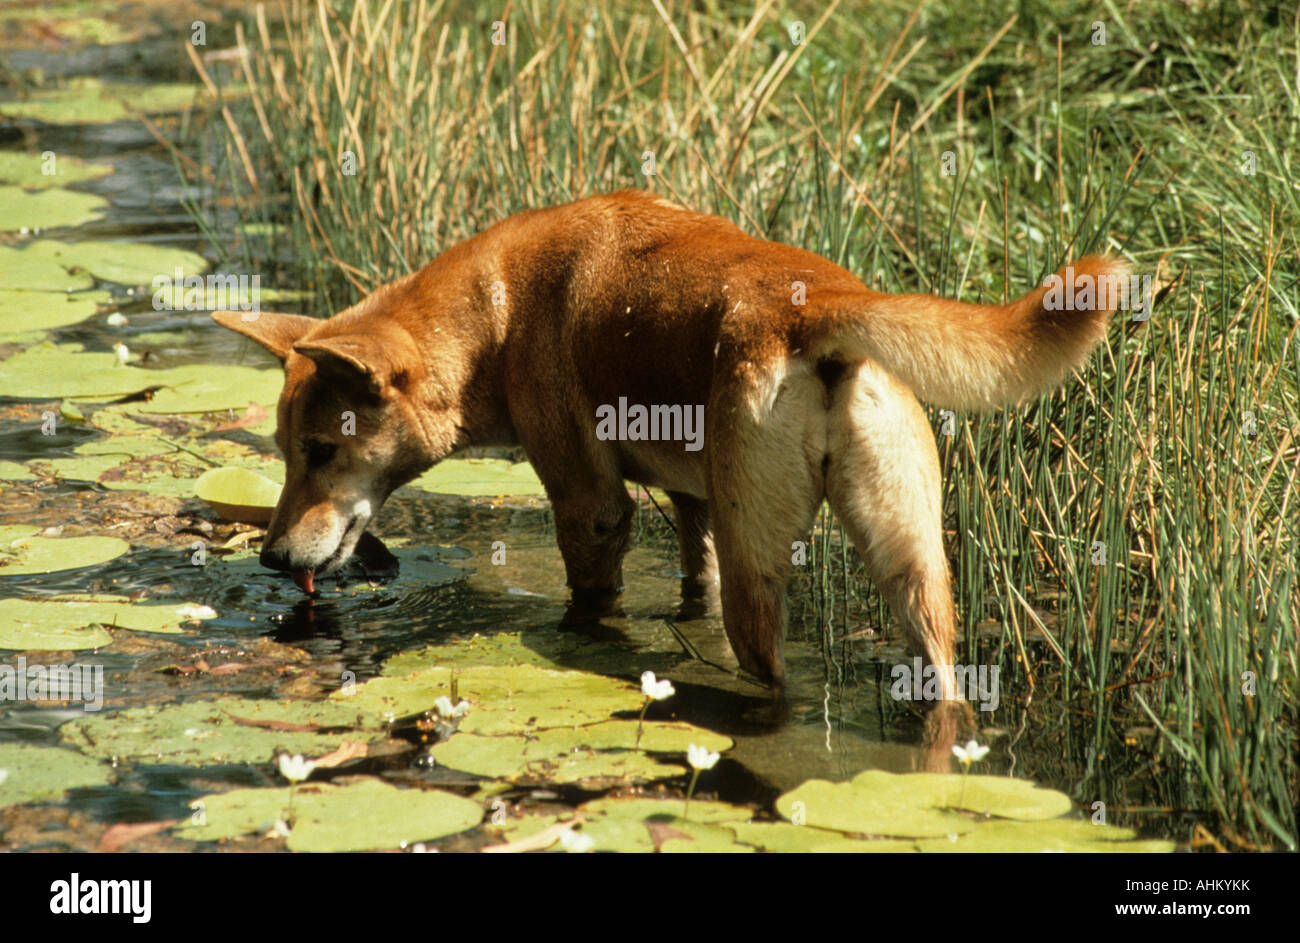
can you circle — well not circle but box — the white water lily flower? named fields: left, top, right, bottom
left=277, top=753, right=316, bottom=783
left=113, top=343, right=130, bottom=364
left=951, top=740, right=991, bottom=766
left=558, top=828, right=594, bottom=853
left=0, top=769, right=7, bottom=786
left=687, top=744, right=719, bottom=771
left=176, top=603, right=218, bottom=620
left=640, top=670, right=675, bottom=701
left=106, top=313, right=128, bottom=327
left=434, top=696, right=470, bottom=719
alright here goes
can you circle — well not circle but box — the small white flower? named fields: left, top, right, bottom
left=106, top=313, right=128, bottom=327
left=433, top=696, right=470, bottom=719
left=640, top=670, right=675, bottom=701
left=113, top=343, right=130, bottom=364
left=277, top=753, right=316, bottom=783
left=268, top=818, right=291, bottom=838
left=558, top=828, right=594, bottom=853
left=687, top=744, right=719, bottom=770
left=0, top=769, right=8, bottom=787
left=951, top=740, right=991, bottom=766
left=176, top=603, right=218, bottom=620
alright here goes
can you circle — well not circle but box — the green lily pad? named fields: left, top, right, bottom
left=174, top=779, right=482, bottom=852
left=0, top=461, right=35, bottom=481
left=0, top=743, right=112, bottom=807
left=60, top=697, right=381, bottom=765
left=0, top=289, right=112, bottom=336
left=408, top=458, right=546, bottom=497
left=0, top=533, right=129, bottom=575
left=0, top=597, right=191, bottom=650
left=0, top=242, right=94, bottom=291
left=0, top=151, right=114, bottom=188
left=729, top=821, right=915, bottom=852
left=776, top=777, right=975, bottom=838
left=195, top=466, right=282, bottom=524
left=0, top=343, right=279, bottom=412
left=913, top=818, right=1176, bottom=853
left=0, top=79, right=215, bottom=125
left=431, top=720, right=730, bottom=783
left=850, top=770, right=1074, bottom=820
left=0, top=240, right=207, bottom=291
left=0, top=185, right=108, bottom=231
left=336, top=663, right=645, bottom=732
left=381, top=629, right=680, bottom=679
left=575, top=797, right=755, bottom=853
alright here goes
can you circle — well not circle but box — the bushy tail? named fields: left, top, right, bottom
left=804, top=256, right=1130, bottom=410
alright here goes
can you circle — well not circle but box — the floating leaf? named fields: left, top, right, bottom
left=381, top=629, right=679, bottom=679
left=0, top=79, right=219, bottom=125
left=194, top=466, right=282, bottom=524
left=775, top=777, right=974, bottom=838
left=0, top=533, right=129, bottom=575
left=0, top=239, right=207, bottom=291
left=0, top=289, right=112, bottom=336
left=853, top=770, right=1073, bottom=820
left=728, top=821, right=914, bottom=853
left=912, top=819, right=1177, bottom=853
left=0, top=151, right=113, bottom=188
left=0, top=461, right=34, bottom=481
left=573, top=797, right=754, bottom=853
left=60, top=697, right=381, bottom=765
left=336, top=663, right=644, bottom=732
left=0, top=185, right=108, bottom=231
left=0, top=743, right=112, bottom=807
left=408, top=458, right=546, bottom=497
left=174, top=779, right=482, bottom=852
left=431, top=721, right=730, bottom=783
left=0, top=342, right=280, bottom=412
left=0, top=596, right=189, bottom=651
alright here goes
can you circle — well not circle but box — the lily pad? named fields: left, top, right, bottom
left=0, top=79, right=213, bottom=125
left=0, top=151, right=113, bottom=188
left=0, top=185, right=108, bottom=231
left=0, top=343, right=279, bottom=412
left=431, top=720, right=730, bottom=783
left=195, top=466, right=282, bottom=524
left=0, top=289, right=112, bottom=336
left=0, top=743, right=112, bottom=807
left=912, top=818, right=1177, bottom=853
left=60, top=697, right=381, bottom=765
left=574, top=797, right=755, bottom=853
left=174, top=779, right=482, bottom=852
left=0, top=597, right=191, bottom=650
left=335, top=664, right=645, bottom=733
left=775, top=777, right=975, bottom=838
left=850, top=770, right=1074, bottom=821
left=729, top=821, right=914, bottom=852
left=381, top=629, right=679, bottom=679
left=0, top=461, right=34, bottom=481
left=0, top=239, right=207, bottom=291
left=408, top=458, right=546, bottom=497
left=0, top=533, right=129, bottom=575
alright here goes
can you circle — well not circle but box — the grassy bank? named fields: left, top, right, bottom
left=187, top=0, right=1298, bottom=848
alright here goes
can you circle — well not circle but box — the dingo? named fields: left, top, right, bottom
left=215, top=190, right=1124, bottom=693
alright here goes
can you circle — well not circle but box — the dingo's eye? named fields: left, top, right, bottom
left=305, top=440, right=337, bottom=468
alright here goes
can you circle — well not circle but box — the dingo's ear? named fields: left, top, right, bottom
left=292, top=333, right=414, bottom=396
left=212, top=310, right=319, bottom=363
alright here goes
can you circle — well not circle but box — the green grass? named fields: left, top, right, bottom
left=185, top=0, right=1298, bottom=848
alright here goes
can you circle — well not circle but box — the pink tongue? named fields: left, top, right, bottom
left=292, top=569, right=315, bottom=594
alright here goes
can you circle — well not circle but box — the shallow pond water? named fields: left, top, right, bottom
left=0, top=15, right=1193, bottom=852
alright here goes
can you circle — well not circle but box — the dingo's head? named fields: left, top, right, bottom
left=213, top=308, right=452, bottom=592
